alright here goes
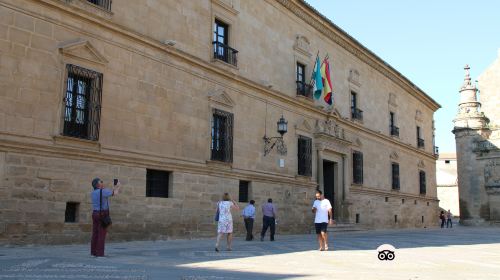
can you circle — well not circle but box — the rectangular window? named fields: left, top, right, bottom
left=63, top=64, right=103, bottom=141
left=296, top=63, right=305, bottom=84
left=213, top=19, right=238, bottom=66
left=389, top=112, right=399, bottom=136
left=297, top=136, right=312, bottom=176
left=146, top=169, right=170, bottom=198
left=239, top=181, right=249, bottom=203
left=417, top=126, right=425, bottom=148
left=296, top=63, right=312, bottom=98
left=350, top=92, right=363, bottom=120
left=211, top=109, right=233, bottom=162
left=419, top=171, right=426, bottom=194
left=355, top=213, right=360, bottom=224
left=352, top=151, right=363, bottom=184
left=65, top=202, right=79, bottom=223
left=392, top=163, right=400, bottom=190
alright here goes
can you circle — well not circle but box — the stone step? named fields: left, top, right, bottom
left=309, top=223, right=368, bottom=234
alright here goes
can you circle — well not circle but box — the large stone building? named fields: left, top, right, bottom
left=453, top=52, right=500, bottom=225
left=436, top=153, right=458, bottom=216
left=0, top=0, right=440, bottom=244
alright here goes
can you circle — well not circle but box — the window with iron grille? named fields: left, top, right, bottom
left=65, top=202, right=79, bottom=223
left=146, top=169, right=170, bottom=198
left=63, top=64, right=102, bottom=141
left=297, top=63, right=305, bottom=84
left=211, top=109, right=233, bottom=162
left=297, top=136, right=312, bottom=176
left=86, top=0, right=112, bottom=11
left=419, top=171, right=426, bottom=194
left=352, top=151, right=363, bottom=184
left=392, top=163, right=400, bottom=190
left=239, top=181, right=250, bottom=202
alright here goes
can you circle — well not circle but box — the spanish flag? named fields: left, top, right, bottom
left=320, top=58, right=333, bottom=106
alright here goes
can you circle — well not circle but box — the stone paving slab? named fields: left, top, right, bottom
left=1, top=226, right=500, bottom=279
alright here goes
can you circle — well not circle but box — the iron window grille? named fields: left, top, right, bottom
left=86, top=0, right=112, bottom=11
left=63, top=64, right=102, bottom=141
left=146, top=169, right=170, bottom=198
left=392, top=163, right=400, bottom=190
left=353, top=151, right=363, bottom=184
left=419, top=171, right=426, bottom=194
left=297, top=136, right=312, bottom=176
left=211, top=109, right=233, bottom=162
left=239, top=181, right=249, bottom=202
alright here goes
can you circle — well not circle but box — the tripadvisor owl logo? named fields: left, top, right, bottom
left=377, top=244, right=396, bottom=261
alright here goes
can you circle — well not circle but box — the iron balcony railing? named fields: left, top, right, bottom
left=351, top=107, right=363, bottom=121
left=87, top=0, right=112, bottom=11
left=390, top=126, right=399, bottom=137
left=213, top=41, right=238, bottom=67
left=296, top=81, right=313, bottom=99
left=418, top=138, right=425, bottom=148
left=434, top=146, right=439, bottom=157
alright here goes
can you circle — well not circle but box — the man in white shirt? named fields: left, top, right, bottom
left=242, top=200, right=256, bottom=241
left=312, top=190, right=334, bottom=251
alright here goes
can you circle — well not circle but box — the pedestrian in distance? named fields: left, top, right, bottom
left=439, top=210, right=446, bottom=228
left=242, top=200, right=256, bottom=241
left=260, top=198, right=277, bottom=241
left=446, top=209, right=453, bottom=228
left=312, top=190, right=334, bottom=251
left=90, top=178, right=121, bottom=257
left=215, top=193, right=239, bottom=252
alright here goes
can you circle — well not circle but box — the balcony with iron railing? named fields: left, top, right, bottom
left=212, top=41, right=238, bottom=67
left=418, top=138, right=425, bottom=148
left=390, top=126, right=399, bottom=137
left=351, top=107, right=363, bottom=121
left=87, top=0, right=112, bottom=11
left=296, top=81, right=313, bottom=99
left=434, top=146, right=439, bottom=157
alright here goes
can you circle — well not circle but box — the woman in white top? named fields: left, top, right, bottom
left=215, top=193, right=239, bottom=252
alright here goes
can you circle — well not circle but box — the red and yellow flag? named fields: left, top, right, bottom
left=320, top=58, right=333, bottom=106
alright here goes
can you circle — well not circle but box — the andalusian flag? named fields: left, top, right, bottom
left=311, top=55, right=323, bottom=100
left=320, top=57, right=333, bottom=106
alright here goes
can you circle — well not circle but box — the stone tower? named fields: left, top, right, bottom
left=453, top=65, right=490, bottom=225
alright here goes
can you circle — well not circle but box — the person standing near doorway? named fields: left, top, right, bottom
left=242, top=200, right=256, bottom=241
left=260, top=198, right=277, bottom=241
left=312, top=190, right=333, bottom=251
left=446, top=210, right=453, bottom=228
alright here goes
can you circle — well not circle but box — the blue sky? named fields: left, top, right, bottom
left=306, top=0, right=500, bottom=153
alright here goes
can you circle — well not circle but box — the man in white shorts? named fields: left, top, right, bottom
left=312, top=190, right=334, bottom=251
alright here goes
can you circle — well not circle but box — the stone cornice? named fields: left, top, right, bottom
left=350, top=186, right=439, bottom=202
left=0, top=133, right=317, bottom=188
left=277, top=0, right=441, bottom=112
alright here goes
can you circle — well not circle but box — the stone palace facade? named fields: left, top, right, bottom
left=0, top=0, right=440, bottom=244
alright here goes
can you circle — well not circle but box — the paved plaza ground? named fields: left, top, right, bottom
left=1, top=225, right=500, bottom=280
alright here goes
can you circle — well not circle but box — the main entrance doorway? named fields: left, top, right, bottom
left=323, top=160, right=336, bottom=219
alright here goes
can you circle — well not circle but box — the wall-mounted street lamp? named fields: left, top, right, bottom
left=263, top=115, right=288, bottom=156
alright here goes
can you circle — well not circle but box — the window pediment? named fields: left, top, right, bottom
left=58, top=38, right=108, bottom=65
left=208, top=89, right=235, bottom=109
